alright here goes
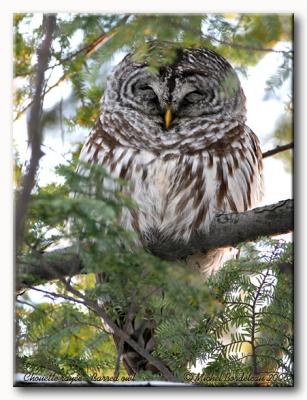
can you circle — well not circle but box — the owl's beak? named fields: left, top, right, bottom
left=164, top=107, right=172, bottom=130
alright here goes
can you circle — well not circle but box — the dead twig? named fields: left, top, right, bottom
left=262, top=142, right=293, bottom=159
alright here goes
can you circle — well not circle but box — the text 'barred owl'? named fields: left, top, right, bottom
left=80, top=47, right=263, bottom=278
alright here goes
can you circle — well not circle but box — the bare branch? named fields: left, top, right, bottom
left=262, top=143, right=293, bottom=159
left=16, top=199, right=293, bottom=290
left=15, top=15, right=56, bottom=252
left=17, top=248, right=83, bottom=291
left=14, top=73, right=66, bottom=121
left=204, top=34, right=293, bottom=56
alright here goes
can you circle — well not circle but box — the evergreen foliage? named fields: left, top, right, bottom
left=16, top=163, right=293, bottom=386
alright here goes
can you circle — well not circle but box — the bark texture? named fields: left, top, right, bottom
left=17, top=199, right=293, bottom=290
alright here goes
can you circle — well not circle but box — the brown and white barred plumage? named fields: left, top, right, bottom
left=80, top=47, right=263, bottom=279
left=79, top=47, right=263, bottom=374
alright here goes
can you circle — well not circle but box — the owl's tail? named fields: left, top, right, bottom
left=112, top=317, right=159, bottom=376
left=96, top=248, right=237, bottom=377
left=95, top=273, right=165, bottom=377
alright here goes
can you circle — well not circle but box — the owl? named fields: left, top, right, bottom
left=79, top=46, right=263, bottom=375
left=80, top=46, right=263, bottom=279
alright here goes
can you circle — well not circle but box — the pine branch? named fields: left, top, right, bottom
left=250, top=269, right=271, bottom=376
left=262, top=142, right=293, bottom=159
left=65, top=282, right=176, bottom=381
left=16, top=199, right=293, bottom=290
left=29, top=282, right=176, bottom=381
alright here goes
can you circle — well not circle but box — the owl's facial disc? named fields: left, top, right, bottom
left=127, top=68, right=226, bottom=124
left=111, top=49, right=246, bottom=131
left=123, top=70, right=210, bottom=123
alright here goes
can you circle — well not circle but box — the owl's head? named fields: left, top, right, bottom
left=102, top=47, right=246, bottom=147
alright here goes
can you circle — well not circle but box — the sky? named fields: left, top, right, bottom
left=241, top=51, right=292, bottom=207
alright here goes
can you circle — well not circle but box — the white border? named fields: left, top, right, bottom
left=2, top=0, right=301, bottom=13
left=0, top=1, right=305, bottom=398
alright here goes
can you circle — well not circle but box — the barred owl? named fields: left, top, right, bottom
left=79, top=47, right=263, bottom=375
left=80, top=47, right=263, bottom=278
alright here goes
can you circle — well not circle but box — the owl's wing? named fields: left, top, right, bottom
left=207, top=124, right=263, bottom=216
left=186, top=124, right=263, bottom=278
left=78, top=118, right=123, bottom=194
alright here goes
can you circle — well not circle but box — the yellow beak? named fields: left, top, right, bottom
left=164, top=107, right=172, bottom=130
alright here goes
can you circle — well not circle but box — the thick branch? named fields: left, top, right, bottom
left=147, top=199, right=293, bottom=259
left=15, top=15, right=56, bottom=251
left=17, top=199, right=293, bottom=290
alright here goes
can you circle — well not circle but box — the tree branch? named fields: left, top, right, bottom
left=14, top=73, right=67, bottom=121
left=147, top=199, right=293, bottom=260
left=16, top=199, right=293, bottom=290
left=64, top=282, right=176, bottom=381
left=13, top=16, right=129, bottom=120
left=28, top=281, right=176, bottom=381
left=15, top=15, right=56, bottom=252
left=204, top=34, right=293, bottom=56
left=262, top=143, right=293, bottom=159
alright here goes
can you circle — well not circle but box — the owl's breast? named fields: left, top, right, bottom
left=80, top=127, right=263, bottom=243
left=114, top=143, right=262, bottom=243
left=117, top=150, right=217, bottom=242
